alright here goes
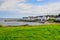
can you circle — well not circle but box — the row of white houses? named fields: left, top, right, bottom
left=22, top=16, right=50, bottom=22
left=22, top=15, right=60, bottom=22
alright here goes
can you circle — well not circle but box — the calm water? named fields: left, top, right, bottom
left=0, top=19, right=41, bottom=26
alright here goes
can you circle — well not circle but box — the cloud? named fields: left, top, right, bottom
left=0, top=0, right=5, bottom=5
left=17, top=2, right=60, bottom=14
left=0, top=0, right=26, bottom=9
left=0, top=0, right=60, bottom=15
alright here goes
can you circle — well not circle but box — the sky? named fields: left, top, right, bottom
left=0, top=0, right=60, bottom=18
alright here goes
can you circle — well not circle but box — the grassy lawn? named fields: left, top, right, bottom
left=0, top=24, right=60, bottom=40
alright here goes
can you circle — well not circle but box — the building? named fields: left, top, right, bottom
left=46, top=15, right=55, bottom=20
left=54, top=17, right=60, bottom=22
left=22, top=16, right=48, bottom=23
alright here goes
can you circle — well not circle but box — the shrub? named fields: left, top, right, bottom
left=21, top=24, right=29, bottom=26
left=0, top=25, right=3, bottom=27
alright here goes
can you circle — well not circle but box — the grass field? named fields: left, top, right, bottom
left=0, top=24, right=60, bottom=40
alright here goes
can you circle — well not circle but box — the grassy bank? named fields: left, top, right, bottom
left=0, top=24, right=60, bottom=40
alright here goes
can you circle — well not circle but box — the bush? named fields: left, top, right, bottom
left=21, top=24, right=29, bottom=26
left=0, top=25, right=3, bottom=27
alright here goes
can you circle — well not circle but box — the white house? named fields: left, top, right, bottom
left=54, top=17, right=60, bottom=21
left=46, top=15, right=55, bottom=20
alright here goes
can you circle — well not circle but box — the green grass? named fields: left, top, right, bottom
left=47, top=19, right=54, bottom=22
left=0, top=24, right=60, bottom=40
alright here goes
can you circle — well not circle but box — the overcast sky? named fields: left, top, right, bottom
left=0, top=0, right=60, bottom=18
